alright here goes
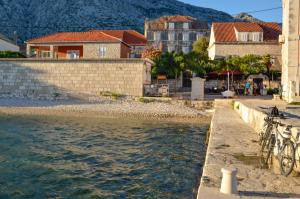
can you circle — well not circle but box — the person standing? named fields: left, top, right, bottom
left=245, top=81, right=251, bottom=95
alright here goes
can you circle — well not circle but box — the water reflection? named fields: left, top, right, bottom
left=0, top=115, right=208, bottom=199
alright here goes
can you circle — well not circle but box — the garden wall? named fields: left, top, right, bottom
left=0, top=59, right=152, bottom=99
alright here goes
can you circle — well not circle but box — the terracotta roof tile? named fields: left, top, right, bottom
left=27, top=32, right=119, bottom=44
left=92, top=30, right=147, bottom=46
left=212, top=22, right=281, bottom=43
left=147, top=15, right=208, bottom=30
left=234, top=23, right=263, bottom=32
left=28, top=30, right=147, bottom=46
left=213, top=23, right=237, bottom=42
left=167, top=15, right=194, bottom=23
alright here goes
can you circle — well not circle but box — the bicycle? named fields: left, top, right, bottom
left=259, top=106, right=280, bottom=150
left=260, top=121, right=294, bottom=169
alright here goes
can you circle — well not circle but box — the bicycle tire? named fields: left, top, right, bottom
left=280, top=140, right=295, bottom=177
left=259, top=125, right=272, bottom=146
left=260, top=127, right=272, bottom=153
left=260, top=134, right=275, bottom=168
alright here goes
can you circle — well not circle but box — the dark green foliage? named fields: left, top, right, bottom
left=152, top=37, right=276, bottom=79
left=267, top=88, right=279, bottom=95
left=0, top=51, right=25, bottom=58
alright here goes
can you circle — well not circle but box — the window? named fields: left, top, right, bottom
left=99, top=47, right=107, bottom=58
left=41, top=51, right=51, bottom=58
left=183, top=33, right=189, bottom=41
left=182, top=46, right=190, bottom=54
left=183, top=23, right=189, bottom=30
left=197, top=33, right=204, bottom=40
left=168, top=32, right=175, bottom=41
left=154, top=32, right=161, bottom=41
left=169, top=23, right=175, bottom=30
left=240, top=33, right=248, bottom=42
left=253, top=33, right=260, bottom=42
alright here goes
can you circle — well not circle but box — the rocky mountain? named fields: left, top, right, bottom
left=234, top=12, right=263, bottom=22
left=0, top=0, right=234, bottom=42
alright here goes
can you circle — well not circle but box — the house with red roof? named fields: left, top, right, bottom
left=26, top=30, right=147, bottom=59
left=208, top=22, right=282, bottom=71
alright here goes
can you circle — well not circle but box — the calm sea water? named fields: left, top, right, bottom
left=0, top=115, right=208, bottom=199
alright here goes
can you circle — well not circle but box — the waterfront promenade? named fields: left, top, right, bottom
left=197, top=99, right=300, bottom=199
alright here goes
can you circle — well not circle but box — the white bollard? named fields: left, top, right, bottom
left=220, top=168, right=238, bottom=195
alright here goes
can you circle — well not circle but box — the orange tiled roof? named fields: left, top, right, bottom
left=91, top=30, right=147, bottom=46
left=147, top=15, right=208, bottom=30
left=212, top=22, right=282, bottom=43
left=234, top=23, right=263, bottom=32
left=27, top=31, right=120, bottom=44
left=167, top=15, right=194, bottom=23
left=28, top=30, right=147, bottom=46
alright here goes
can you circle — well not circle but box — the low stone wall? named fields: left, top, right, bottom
left=234, top=101, right=266, bottom=132
left=234, top=100, right=300, bottom=173
left=0, top=59, right=152, bottom=99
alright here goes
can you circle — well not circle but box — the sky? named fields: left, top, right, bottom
left=180, top=0, right=282, bottom=22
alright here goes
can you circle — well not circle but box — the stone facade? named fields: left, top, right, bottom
left=281, top=0, right=300, bottom=102
left=145, top=16, right=209, bottom=54
left=0, top=59, right=152, bottom=99
left=83, top=43, right=123, bottom=59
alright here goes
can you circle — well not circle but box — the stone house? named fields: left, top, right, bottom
left=0, top=33, right=20, bottom=52
left=281, top=0, right=300, bottom=102
left=208, top=22, right=282, bottom=71
left=145, top=15, right=209, bottom=54
left=26, top=30, right=147, bottom=59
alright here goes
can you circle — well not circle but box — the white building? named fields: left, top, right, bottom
left=281, top=0, right=300, bottom=102
left=0, top=33, right=19, bottom=52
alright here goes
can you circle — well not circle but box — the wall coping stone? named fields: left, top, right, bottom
left=0, top=58, right=152, bottom=64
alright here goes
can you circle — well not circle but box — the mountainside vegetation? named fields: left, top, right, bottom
left=0, top=0, right=234, bottom=42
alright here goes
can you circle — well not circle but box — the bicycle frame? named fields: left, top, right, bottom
left=272, top=123, right=292, bottom=158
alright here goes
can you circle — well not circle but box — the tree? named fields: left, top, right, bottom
left=192, top=37, right=209, bottom=59
left=261, top=54, right=273, bottom=87
left=152, top=52, right=178, bottom=78
left=213, top=55, right=266, bottom=76
left=184, top=52, right=213, bottom=77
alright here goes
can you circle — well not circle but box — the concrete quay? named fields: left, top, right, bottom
left=197, top=99, right=300, bottom=199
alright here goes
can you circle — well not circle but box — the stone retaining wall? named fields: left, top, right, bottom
left=234, top=101, right=300, bottom=173
left=0, top=59, right=152, bottom=99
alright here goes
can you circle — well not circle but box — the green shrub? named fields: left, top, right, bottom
left=111, top=93, right=124, bottom=100
left=289, top=102, right=300, bottom=105
left=267, top=88, right=279, bottom=95
left=138, top=97, right=155, bottom=103
left=99, top=91, right=124, bottom=100
left=0, top=51, right=25, bottom=58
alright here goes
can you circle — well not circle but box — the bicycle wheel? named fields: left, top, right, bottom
left=260, top=127, right=272, bottom=153
left=260, top=134, right=275, bottom=169
left=280, top=140, right=295, bottom=177
left=259, top=125, right=272, bottom=146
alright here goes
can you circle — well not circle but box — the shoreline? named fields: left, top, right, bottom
left=0, top=98, right=213, bottom=124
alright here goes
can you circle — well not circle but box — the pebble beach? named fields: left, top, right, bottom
left=0, top=97, right=213, bottom=123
